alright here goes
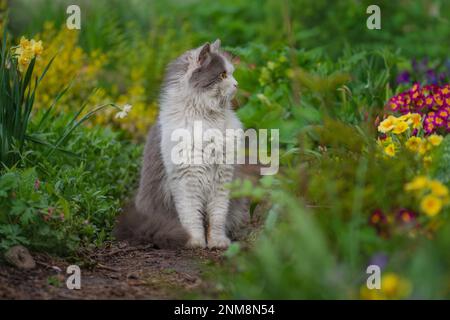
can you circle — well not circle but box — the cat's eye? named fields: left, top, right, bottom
left=220, top=71, right=227, bottom=79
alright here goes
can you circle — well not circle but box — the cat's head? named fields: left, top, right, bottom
left=165, top=39, right=238, bottom=100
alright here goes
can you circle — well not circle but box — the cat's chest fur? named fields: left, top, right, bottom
left=159, top=101, right=242, bottom=175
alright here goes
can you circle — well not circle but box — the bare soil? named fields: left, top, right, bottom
left=0, top=242, right=227, bottom=299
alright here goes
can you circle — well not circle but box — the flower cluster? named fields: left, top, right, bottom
left=405, top=176, right=449, bottom=217
left=377, top=113, right=443, bottom=159
left=368, top=177, right=448, bottom=238
left=387, top=83, right=450, bottom=134
left=13, top=36, right=43, bottom=72
left=369, top=208, right=419, bottom=239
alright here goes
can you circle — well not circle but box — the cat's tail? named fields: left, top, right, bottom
left=113, top=201, right=189, bottom=249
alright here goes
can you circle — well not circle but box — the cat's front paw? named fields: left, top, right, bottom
left=186, top=235, right=206, bottom=248
left=207, top=235, right=231, bottom=249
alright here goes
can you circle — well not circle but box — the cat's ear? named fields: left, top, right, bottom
left=198, top=43, right=211, bottom=65
left=211, top=39, right=221, bottom=52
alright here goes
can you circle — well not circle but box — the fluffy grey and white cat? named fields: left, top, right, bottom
left=115, top=40, right=248, bottom=249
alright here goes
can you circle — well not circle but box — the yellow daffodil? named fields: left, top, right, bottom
left=392, top=121, right=409, bottom=134
left=427, top=134, right=443, bottom=146
left=378, top=116, right=398, bottom=133
left=384, top=143, right=396, bottom=157
left=31, top=39, right=43, bottom=55
left=14, top=37, right=44, bottom=73
left=420, top=194, right=442, bottom=217
left=405, top=136, right=422, bottom=152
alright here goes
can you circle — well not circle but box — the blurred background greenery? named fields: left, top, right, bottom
left=0, top=0, right=449, bottom=299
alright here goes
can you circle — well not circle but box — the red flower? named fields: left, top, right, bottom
left=395, top=208, right=417, bottom=224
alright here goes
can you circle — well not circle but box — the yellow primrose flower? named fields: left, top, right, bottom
left=384, top=143, right=396, bottom=157
left=381, top=273, right=412, bottom=299
left=361, top=273, right=412, bottom=300
left=418, top=140, right=431, bottom=155
left=398, top=113, right=410, bottom=121
left=405, top=176, right=429, bottom=191
left=378, top=116, right=398, bottom=133
left=405, top=136, right=422, bottom=152
left=410, top=113, right=422, bottom=128
left=420, top=194, right=442, bottom=217
left=429, top=181, right=449, bottom=198
left=392, top=121, right=409, bottom=134
left=427, top=134, right=443, bottom=146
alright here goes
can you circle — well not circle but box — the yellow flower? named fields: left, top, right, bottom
left=392, top=121, right=409, bottom=134
left=360, top=273, right=412, bottom=300
left=381, top=273, right=412, bottom=299
left=429, top=181, right=449, bottom=198
left=384, top=143, right=396, bottom=157
left=405, top=176, right=429, bottom=191
left=418, top=140, right=431, bottom=155
left=359, top=286, right=384, bottom=300
left=405, top=136, right=422, bottom=152
left=17, top=50, right=34, bottom=73
left=378, top=116, right=397, bottom=133
left=31, top=39, right=44, bottom=56
left=14, top=37, right=44, bottom=73
left=427, top=134, right=443, bottom=146
left=19, top=36, right=32, bottom=51
left=420, top=194, right=442, bottom=217
left=410, top=113, right=422, bottom=128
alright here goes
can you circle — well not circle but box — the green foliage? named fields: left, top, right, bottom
left=223, top=120, right=449, bottom=299
left=0, top=31, right=53, bottom=167
left=431, top=136, right=450, bottom=185
left=0, top=119, right=141, bottom=254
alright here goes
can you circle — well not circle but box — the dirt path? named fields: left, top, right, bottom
left=0, top=242, right=225, bottom=299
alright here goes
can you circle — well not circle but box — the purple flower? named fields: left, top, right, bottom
left=396, top=71, right=411, bottom=84
left=426, top=69, right=438, bottom=84
left=369, top=253, right=388, bottom=269
left=395, top=208, right=417, bottom=225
